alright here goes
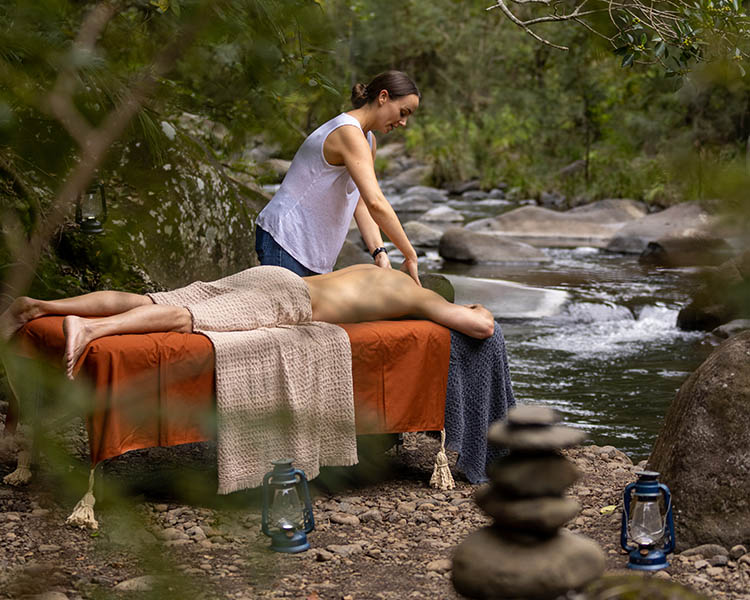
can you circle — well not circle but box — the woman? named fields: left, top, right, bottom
left=0, top=265, right=495, bottom=379
left=255, top=70, right=422, bottom=285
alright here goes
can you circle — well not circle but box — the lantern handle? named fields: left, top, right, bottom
left=620, top=481, right=636, bottom=553
left=261, top=470, right=274, bottom=536
left=660, top=483, right=676, bottom=554
left=293, top=468, right=315, bottom=534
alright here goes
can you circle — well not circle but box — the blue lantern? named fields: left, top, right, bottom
left=620, top=470, right=675, bottom=571
left=261, top=459, right=315, bottom=553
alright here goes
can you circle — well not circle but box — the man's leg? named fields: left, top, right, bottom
left=0, top=291, right=151, bottom=342
left=63, top=303, right=192, bottom=379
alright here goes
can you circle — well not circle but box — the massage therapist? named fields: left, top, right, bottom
left=255, top=70, right=422, bottom=286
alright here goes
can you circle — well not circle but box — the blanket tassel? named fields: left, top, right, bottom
left=66, top=467, right=99, bottom=530
left=3, top=450, right=32, bottom=486
left=430, top=429, right=455, bottom=490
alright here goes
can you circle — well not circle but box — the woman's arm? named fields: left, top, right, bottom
left=354, top=197, right=391, bottom=268
left=331, top=126, right=420, bottom=285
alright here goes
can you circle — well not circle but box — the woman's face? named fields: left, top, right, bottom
left=375, top=92, right=419, bottom=134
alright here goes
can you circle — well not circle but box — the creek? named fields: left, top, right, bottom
left=396, top=195, right=709, bottom=461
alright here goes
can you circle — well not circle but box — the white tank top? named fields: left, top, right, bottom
left=256, top=113, right=373, bottom=273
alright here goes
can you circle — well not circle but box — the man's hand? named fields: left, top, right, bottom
left=374, top=251, right=392, bottom=269
left=400, top=257, right=421, bottom=286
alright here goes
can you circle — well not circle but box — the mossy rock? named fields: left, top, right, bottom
left=420, top=273, right=454, bottom=303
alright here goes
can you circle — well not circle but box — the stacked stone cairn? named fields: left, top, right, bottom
left=452, top=405, right=605, bottom=599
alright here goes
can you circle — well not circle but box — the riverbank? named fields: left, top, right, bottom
left=1, top=435, right=747, bottom=599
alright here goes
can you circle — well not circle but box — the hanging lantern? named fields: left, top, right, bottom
left=75, top=182, right=107, bottom=235
left=620, top=470, right=675, bottom=571
left=261, top=459, right=315, bottom=553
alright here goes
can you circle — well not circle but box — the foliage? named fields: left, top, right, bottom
left=490, top=0, right=750, bottom=77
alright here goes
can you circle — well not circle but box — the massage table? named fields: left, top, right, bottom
left=4, top=313, right=513, bottom=529
left=4, top=316, right=450, bottom=468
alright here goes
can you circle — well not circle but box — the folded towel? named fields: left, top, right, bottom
left=444, top=325, right=516, bottom=483
left=150, top=266, right=357, bottom=493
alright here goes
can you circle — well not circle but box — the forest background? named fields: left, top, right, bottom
left=1, top=0, right=749, bottom=302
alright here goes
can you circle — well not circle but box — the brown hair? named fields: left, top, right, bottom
left=351, top=71, right=421, bottom=109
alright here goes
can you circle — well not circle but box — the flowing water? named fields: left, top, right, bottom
left=397, top=197, right=710, bottom=461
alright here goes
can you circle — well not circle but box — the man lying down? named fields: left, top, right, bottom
left=0, top=264, right=495, bottom=379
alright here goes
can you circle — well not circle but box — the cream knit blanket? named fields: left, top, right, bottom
left=149, top=266, right=357, bottom=493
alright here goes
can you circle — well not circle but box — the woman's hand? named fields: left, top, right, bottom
left=400, top=257, right=422, bottom=286
left=374, top=251, right=392, bottom=269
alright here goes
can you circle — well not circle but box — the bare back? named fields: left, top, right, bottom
left=305, top=265, right=418, bottom=324
left=303, top=264, right=495, bottom=339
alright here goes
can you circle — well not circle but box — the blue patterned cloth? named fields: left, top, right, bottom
left=444, top=324, right=516, bottom=483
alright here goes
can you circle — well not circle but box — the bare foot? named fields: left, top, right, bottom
left=0, top=297, right=39, bottom=342
left=63, top=316, right=93, bottom=380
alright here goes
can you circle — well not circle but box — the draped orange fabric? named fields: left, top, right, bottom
left=7, top=317, right=450, bottom=465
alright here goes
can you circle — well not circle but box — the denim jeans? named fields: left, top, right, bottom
left=255, top=225, right=319, bottom=277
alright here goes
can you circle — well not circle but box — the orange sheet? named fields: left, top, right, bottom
left=8, top=317, right=450, bottom=465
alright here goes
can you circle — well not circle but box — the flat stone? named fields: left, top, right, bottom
left=420, top=205, right=464, bottom=223
left=33, top=593, right=69, bottom=600
left=114, top=575, right=156, bottom=592
left=507, top=405, right=561, bottom=427
left=729, top=544, right=747, bottom=560
left=38, top=544, right=61, bottom=553
left=359, top=509, right=383, bottom=523
left=708, top=554, right=729, bottom=567
left=452, top=528, right=605, bottom=599
left=488, top=421, right=587, bottom=451
left=330, top=513, right=360, bottom=527
left=476, top=488, right=580, bottom=534
left=326, top=543, right=363, bottom=557
left=681, top=544, right=728, bottom=558
left=315, top=549, right=333, bottom=562
left=488, top=454, right=581, bottom=496
left=426, top=559, right=452, bottom=573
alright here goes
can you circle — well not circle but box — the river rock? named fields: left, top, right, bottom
left=438, top=228, right=550, bottom=264
left=648, top=331, right=750, bottom=550
left=114, top=575, right=156, bottom=591
left=680, top=544, right=728, bottom=558
left=606, top=202, right=715, bottom=254
left=466, top=201, right=644, bottom=248
left=475, top=489, right=581, bottom=534
left=488, top=421, right=587, bottom=452
left=390, top=194, right=434, bottom=212
left=712, top=319, right=750, bottom=339
left=334, top=240, right=372, bottom=269
left=403, top=221, right=442, bottom=247
left=404, top=185, right=448, bottom=203
left=419, top=273, right=455, bottom=303
left=677, top=250, right=750, bottom=331
left=452, top=527, right=605, bottom=599
left=638, top=236, right=734, bottom=267
left=506, top=405, right=561, bottom=426
left=388, top=164, right=432, bottom=191
left=420, top=206, right=464, bottom=223
left=488, top=454, right=581, bottom=497
left=444, top=274, right=568, bottom=319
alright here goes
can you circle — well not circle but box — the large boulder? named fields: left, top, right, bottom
left=648, top=331, right=750, bottom=550
left=607, top=202, right=715, bottom=254
left=677, top=250, right=750, bottom=331
left=439, top=228, right=550, bottom=264
left=403, top=221, right=442, bottom=248
left=639, top=236, right=735, bottom=267
left=466, top=200, right=645, bottom=248
left=444, top=274, right=568, bottom=319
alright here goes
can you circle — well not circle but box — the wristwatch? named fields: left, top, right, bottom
left=371, top=247, right=388, bottom=260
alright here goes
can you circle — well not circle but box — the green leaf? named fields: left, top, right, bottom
left=622, top=53, right=635, bottom=67
left=655, top=42, right=666, bottom=57
left=613, top=45, right=630, bottom=55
